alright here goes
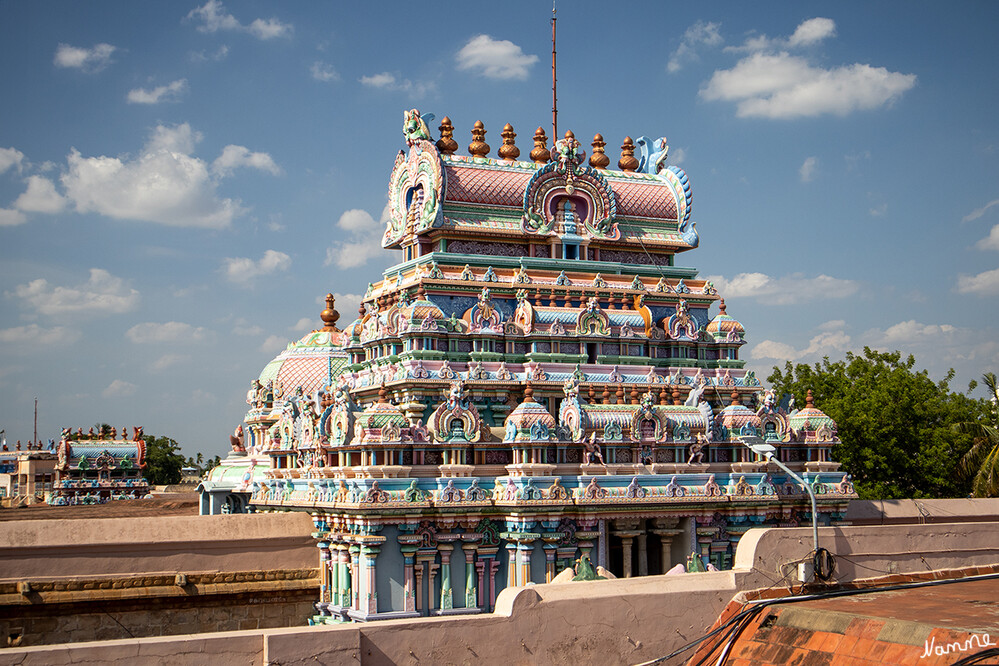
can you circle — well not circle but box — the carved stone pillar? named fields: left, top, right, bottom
left=348, top=544, right=361, bottom=610
left=462, top=544, right=477, bottom=608
left=414, top=560, right=426, bottom=614
left=506, top=542, right=518, bottom=587
left=401, top=546, right=417, bottom=613
left=637, top=532, right=649, bottom=577
left=361, top=543, right=380, bottom=615
left=651, top=528, right=684, bottom=573
left=317, top=540, right=331, bottom=605
left=438, top=544, right=454, bottom=610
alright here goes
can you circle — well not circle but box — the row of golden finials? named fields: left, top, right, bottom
left=435, top=117, right=644, bottom=172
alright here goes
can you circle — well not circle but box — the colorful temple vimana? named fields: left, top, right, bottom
left=200, top=110, right=855, bottom=622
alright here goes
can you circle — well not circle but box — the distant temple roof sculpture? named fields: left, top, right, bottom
left=203, top=110, right=855, bottom=624
left=50, top=427, right=149, bottom=505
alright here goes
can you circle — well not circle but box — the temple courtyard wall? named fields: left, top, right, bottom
left=2, top=502, right=998, bottom=665
left=0, top=513, right=319, bottom=647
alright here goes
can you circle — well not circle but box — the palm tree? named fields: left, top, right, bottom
left=957, top=372, right=999, bottom=497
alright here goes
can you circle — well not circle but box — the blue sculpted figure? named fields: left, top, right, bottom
left=635, top=136, right=669, bottom=174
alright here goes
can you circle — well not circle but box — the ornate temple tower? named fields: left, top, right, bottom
left=218, top=111, right=854, bottom=622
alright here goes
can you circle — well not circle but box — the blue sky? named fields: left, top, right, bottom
left=1, top=1, right=997, bottom=456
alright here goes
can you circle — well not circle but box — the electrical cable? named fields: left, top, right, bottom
left=949, top=647, right=999, bottom=665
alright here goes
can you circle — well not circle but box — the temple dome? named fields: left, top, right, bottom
left=257, top=327, right=349, bottom=396
left=715, top=393, right=761, bottom=437
left=787, top=390, right=837, bottom=435
left=504, top=389, right=557, bottom=442
left=706, top=299, right=744, bottom=340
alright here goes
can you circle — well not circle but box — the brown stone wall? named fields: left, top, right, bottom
left=0, top=570, right=318, bottom=648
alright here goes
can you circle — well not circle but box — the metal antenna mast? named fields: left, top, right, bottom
left=551, top=1, right=558, bottom=140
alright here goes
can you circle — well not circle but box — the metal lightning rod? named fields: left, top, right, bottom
left=551, top=1, right=558, bottom=141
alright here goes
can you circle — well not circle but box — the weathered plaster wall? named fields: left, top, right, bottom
left=6, top=519, right=999, bottom=665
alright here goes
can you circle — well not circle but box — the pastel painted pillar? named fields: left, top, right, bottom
left=462, top=544, right=477, bottom=608
left=362, top=544, right=380, bottom=615
left=428, top=562, right=440, bottom=611
left=328, top=543, right=340, bottom=607
left=637, top=532, right=649, bottom=577
left=544, top=543, right=558, bottom=582
left=438, top=544, right=454, bottom=610
left=401, top=546, right=417, bottom=613
left=517, top=540, right=534, bottom=585
left=317, top=540, right=331, bottom=605
left=414, top=560, right=426, bottom=614
left=477, top=546, right=499, bottom=611
left=489, top=559, right=501, bottom=610
left=474, top=560, right=486, bottom=608
left=338, top=544, right=351, bottom=608
left=506, top=542, right=518, bottom=587
left=621, top=535, right=634, bottom=578
left=349, top=544, right=361, bottom=610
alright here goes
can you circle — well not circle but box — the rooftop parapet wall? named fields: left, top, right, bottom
left=7, top=518, right=999, bottom=665
left=0, top=513, right=316, bottom=581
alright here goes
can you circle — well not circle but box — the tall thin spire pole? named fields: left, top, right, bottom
left=551, top=1, right=558, bottom=141
left=33, top=396, right=37, bottom=445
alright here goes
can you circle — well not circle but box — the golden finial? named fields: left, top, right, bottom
left=806, top=389, right=815, bottom=409
left=320, top=293, right=340, bottom=332
left=731, top=391, right=740, bottom=406
left=619, top=137, right=638, bottom=172
left=378, top=383, right=388, bottom=403
left=498, top=123, right=520, bottom=161
left=524, top=381, right=534, bottom=400
left=719, top=298, right=727, bottom=315
left=436, top=116, right=458, bottom=156
left=589, top=134, right=610, bottom=168
left=530, top=127, right=551, bottom=164
left=468, top=120, right=490, bottom=158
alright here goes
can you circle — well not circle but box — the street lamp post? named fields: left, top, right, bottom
left=740, top=435, right=819, bottom=581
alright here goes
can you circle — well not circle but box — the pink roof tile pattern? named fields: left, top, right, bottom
left=443, top=165, right=530, bottom=208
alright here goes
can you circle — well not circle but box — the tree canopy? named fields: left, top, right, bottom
left=767, top=348, right=987, bottom=500
left=956, top=372, right=999, bottom=497
left=142, top=435, right=186, bottom=486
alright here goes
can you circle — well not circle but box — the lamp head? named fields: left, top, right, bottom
left=739, top=435, right=776, bottom=457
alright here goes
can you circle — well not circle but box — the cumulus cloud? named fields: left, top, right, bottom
left=700, top=51, right=916, bottom=119
left=876, top=320, right=956, bottom=344
left=222, top=249, right=291, bottom=284
left=752, top=327, right=852, bottom=362
left=189, top=45, right=229, bottom=62
left=799, top=156, right=818, bottom=182
left=60, top=123, right=247, bottom=228
left=54, top=43, right=116, bottom=72
left=150, top=354, right=189, bottom=371
left=324, top=207, right=388, bottom=269
left=211, top=145, right=280, bottom=176
left=186, top=0, right=292, bottom=40
left=705, top=271, right=860, bottom=305
left=0, top=147, right=25, bottom=174
left=125, top=321, right=207, bottom=344
left=456, top=35, right=538, bottom=80
left=12, top=268, right=139, bottom=316
left=0, top=324, right=80, bottom=346
left=291, top=317, right=314, bottom=332
left=332, top=292, right=364, bottom=322
left=869, top=203, right=888, bottom=217
left=259, top=335, right=288, bottom=353
left=359, top=72, right=436, bottom=98
left=977, top=225, right=999, bottom=251
left=956, top=267, right=999, bottom=296
left=964, top=199, right=999, bottom=223
left=311, top=61, right=339, bottom=82
left=126, top=78, right=188, bottom=104
left=668, top=21, right=723, bottom=73
left=14, top=176, right=68, bottom=214
left=788, top=17, right=837, bottom=47
left=102, top=379, right=136, bottom=398
left=0, top=209, right=27, bottom=227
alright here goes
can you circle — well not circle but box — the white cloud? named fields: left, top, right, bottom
left=186, top=1, right=292, bottom=40
left=150, top=354, right=188, bottom=371
left=223, top=249, right=291, bottom=284
left=788, top=18, right=837, bottom=47
left=751, top=328, right=851, bottom=362
left=668, top=21, right=723, bottom=73
left=291, top=317, right=314, bottom=332
left=0, top=324, right=80, bottom=346
left=126, top=79, right=188, bottom=104
left=12, top=268, right=139, bottom=316
left=700, top=52, right=916, bottom=119
left=126, top=321, right=206, bottom=344
left=964, top=199, right=999, bottom=223
left=869, top=203, right=888, bottom=217
left=189, top=45, right=229, bottom=62
left=670, top=148, right=687, bottom=165
left=878, top=320, right=956, bottom=344
left=977, top=224, right=999, bottom=251
left=324, top=207, right=388, bottom=269
left=456, top=35, right=538, bottom=80
left=705, top=271, right=860, bottom=305
left=259, top=335, right=288, bottom=353
left=799, top=156, right=818, bottom=182
left=0, top=147, right=25, bottom=174
left=14, top=176, right=68, bottom=214
left=359, top=72, right=436, bottom=98
left=54, top=43, right=116, bottom=72
left=0, top=208, right=27, bottom=227
left=60, top=123, right=245, bottom=228
left=102, top=379, right=136, bottom=398
left=311, top=61, right=339, bottom=82
left=211, top=145, right=281, bottom=176
left=333, top=292, right=364, bottom=323
left=956, top=267, right=999, bottom=296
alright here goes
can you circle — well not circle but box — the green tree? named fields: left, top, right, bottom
left=142, top=435, right=186, bottom=485
left=768, top=348, right=984, bottom=500
left=956, top=372, right=999, bottom=497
